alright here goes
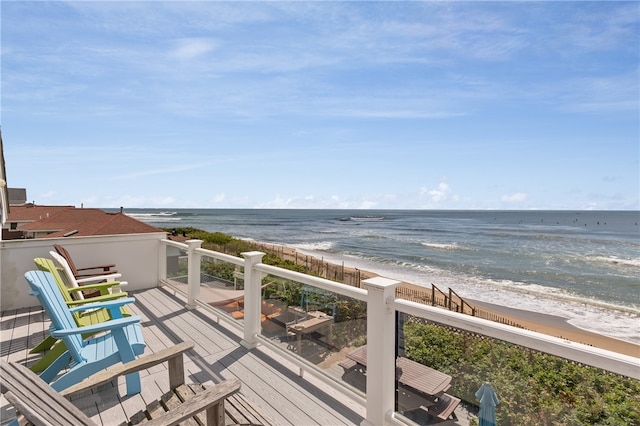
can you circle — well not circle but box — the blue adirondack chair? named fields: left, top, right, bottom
left=24, top=270, right=146, bottom=395
left=28, top=257, right=132, bottom=375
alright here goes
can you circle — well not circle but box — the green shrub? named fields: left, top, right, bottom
left=404, top=321, right=640, bottom=425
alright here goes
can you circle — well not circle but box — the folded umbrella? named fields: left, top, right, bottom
left=475, top=382, right=499, bottom=426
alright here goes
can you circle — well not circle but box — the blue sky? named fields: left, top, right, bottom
left=2, top=1, right=638, bottom=210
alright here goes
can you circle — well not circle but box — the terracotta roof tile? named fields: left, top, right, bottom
left=8, top=205, right=76, bottom=222
left=17, top=207, right=162, bottom=237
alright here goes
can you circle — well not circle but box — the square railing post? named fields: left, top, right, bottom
left=185, top=239, right=203, bottom=309
left=362, top=277, right=400, bottom=426
left=158, top=240, right=167, bottom=283
left=241, top=251, right=265, bottom=349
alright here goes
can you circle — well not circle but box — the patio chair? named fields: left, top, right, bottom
left=54, top=243, right=118, bottom=279
left=29, top=257, right=132, bottom=368
left=34, top=256, right=127, bottom=303
left=49, top=250, right=127, bottom=299
left=1, top=341, right=242, bottom=426
left=24, top=270, right=145, bottom=394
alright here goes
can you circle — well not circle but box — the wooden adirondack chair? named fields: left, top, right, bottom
left=1, top=342, right=242, bottom=426
left=29, top=257, right=131, bottom=372
left=34, top=257, right=127, bottom=304
left=49, top=250, right=126, bottom=299
left=24, top=270, right=146, bottom=395
left=54, top=243, right=118, bottom=279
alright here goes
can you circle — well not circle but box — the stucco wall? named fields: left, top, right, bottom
left=1, top=233, right=165, bottom=311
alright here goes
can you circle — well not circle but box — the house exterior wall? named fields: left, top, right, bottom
left=0, top=232, right=165, bottom=311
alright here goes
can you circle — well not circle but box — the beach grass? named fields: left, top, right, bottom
left=404, top=320, right=640, bottom=425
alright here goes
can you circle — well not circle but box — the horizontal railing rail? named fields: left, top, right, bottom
left=255, top=263, right=367, bottom=302
left=392, top=298, right=638, bottom=378
left=195, top=247, right=245, bottom=267
left=161, top=238, right=188, bottom=250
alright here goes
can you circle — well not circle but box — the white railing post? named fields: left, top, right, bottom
left=158, top=240, right=167, bottom=283
left=362, top=277, right=400, bottom=426
left=185, top=239, right=203, bottom=309
left=241, top=251, right=265, bottom=349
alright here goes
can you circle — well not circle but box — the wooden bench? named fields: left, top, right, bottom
left=427, top=393, right=460, bottom=422
left=338, top=357, right=358, bottom=373
left=1, top=342, right=243, bottom=426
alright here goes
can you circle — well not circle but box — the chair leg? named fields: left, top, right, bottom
left=39, top=351, right=73, bottom=384
left=29, top=335, right=57, bottom=353
left=112, top=328, right=141, bottom=396
left=206, top=401, right=225, bottom=426
left=30, top=341, right=67, bottom=373
left=124, top=371, right=142, bottom=396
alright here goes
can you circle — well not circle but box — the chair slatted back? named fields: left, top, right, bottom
left=34, top=257, right=78, bottom=302
left=25, top=270, right=85, bottom=363
left=49, top=251, right=87, bottom=300
left=53, top=244, right=81, bottom=277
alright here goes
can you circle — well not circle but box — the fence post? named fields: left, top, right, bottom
left=362, top=276, right=400, bottom=426
left=241, top=251, right=265, bottom=350
left=185, top=239, right=203, bottom=309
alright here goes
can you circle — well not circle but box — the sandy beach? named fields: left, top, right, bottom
left=259, top=243, right=640, bottom=358
left=468, top=300, right=639, bottom=358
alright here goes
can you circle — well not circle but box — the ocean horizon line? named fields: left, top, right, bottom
left=112, top=207, right=640, bottom=212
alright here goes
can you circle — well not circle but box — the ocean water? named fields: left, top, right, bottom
left=123, top=209, right=640, bottom=344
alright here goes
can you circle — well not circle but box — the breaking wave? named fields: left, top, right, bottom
left=127, top=212, right=181, bottom=223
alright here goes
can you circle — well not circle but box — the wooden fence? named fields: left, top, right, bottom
left=253, top=243, right=525, bottom=329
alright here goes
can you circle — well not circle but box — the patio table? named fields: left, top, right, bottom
left=346, top=346, right=452, bottom=400
left=287, top=311, right=333, bottom=355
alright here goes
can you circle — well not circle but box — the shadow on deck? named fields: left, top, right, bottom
left=1, top=286, right=366, bottom=426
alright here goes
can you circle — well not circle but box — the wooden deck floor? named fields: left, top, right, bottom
left=1, top=286, right=366, bottom=426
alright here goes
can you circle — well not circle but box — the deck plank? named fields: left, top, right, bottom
left=1, top=286, right=365, bottom=426
left=26, top=308, right=46, bottom=366
left=4, top=308, right=30, bottom=364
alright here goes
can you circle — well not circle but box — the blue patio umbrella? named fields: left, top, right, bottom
left=475, top=382, right=499, bottom=426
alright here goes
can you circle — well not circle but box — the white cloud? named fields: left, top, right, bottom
left=501, top=192, right=528, bottom=203
left=358, top=200, right=378, bottom=209
left=211, top=193, right=226, bottom=203
left=421, top=182, right=453, bottom=204
left=259, top=195, right=293, bottom=208
left=169, top=38, right=218, bottom=60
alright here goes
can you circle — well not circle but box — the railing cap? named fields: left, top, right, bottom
left=241, top=251, right=266, bottom=261
left=362, top=276, right=401, bottom=290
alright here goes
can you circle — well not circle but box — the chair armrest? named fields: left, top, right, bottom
left=50, top=315, right=141, bottom=338
left=61, top=341, right=195, bottom=397
left=66, top=281, right=123, bottom=292
left=75, top=264, right=116, bottom=272
left=76, top=273, right=122, bottom=283
left=65, top=292, right=128, bottom=306
left=75, top=271, right=118, bottom=278
left=68, top=297, right=136, bottom=313
left=144, top=379, right=241, bottom=426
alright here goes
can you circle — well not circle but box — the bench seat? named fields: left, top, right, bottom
left=428, top=393, right=460, bottom=421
